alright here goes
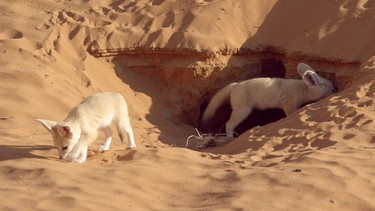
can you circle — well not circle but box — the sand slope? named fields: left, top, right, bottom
left=1, top=0, right=375, bottom=210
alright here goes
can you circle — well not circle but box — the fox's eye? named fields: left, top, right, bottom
left=62, top=146, right=68, bottom=150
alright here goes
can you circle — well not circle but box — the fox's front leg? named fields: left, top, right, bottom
left=67, top=133, right=97, bottom=163
left=69, top=145, right=88, bottom=163
left=67, top=139, right=92, bottom=163
left=66, top=144, right=88, bottom=163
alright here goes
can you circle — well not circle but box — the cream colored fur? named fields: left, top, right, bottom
left=202, top=63, right=336, bottom=137
left=37, top=92, right=136, bottom=163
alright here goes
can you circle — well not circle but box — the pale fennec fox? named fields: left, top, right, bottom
left=202, top=63, right=336, bottom=137
left=37, top=92, right=136, bottom=163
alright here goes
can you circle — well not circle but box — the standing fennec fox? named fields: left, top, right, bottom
left=37, top=92, right=136, bottom=163
left=202, top=63, right=336, bottom=137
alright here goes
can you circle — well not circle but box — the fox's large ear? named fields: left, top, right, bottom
left=302, top=70, right=323, bottom=88
left=36, top=119, right=58, bottom=133
left=56, top=124, right=73, bottom=137
left=297, top=63, right=315, bottom=76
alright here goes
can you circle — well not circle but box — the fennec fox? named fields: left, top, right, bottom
left=37, top=92, right=136, bottom=163
left=202, top=63, right=336, bottom=137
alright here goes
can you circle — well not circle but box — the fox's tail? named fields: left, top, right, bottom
left=201, top=82, right=237, bottom=125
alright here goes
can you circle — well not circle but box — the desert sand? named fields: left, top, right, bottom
left=1, top=0, right=375, bottom=210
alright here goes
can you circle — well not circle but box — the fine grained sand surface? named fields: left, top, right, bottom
left=1, top=0, right=375, bottom=210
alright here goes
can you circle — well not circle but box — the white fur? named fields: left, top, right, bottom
left=202, top=63, right=336, bottom=137
left=37, top=92, right=136, bottom=163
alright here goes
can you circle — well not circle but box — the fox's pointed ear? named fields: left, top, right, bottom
left=56, top=124, right=73, bottom=137
left=297, top=63, right=315, bottom=76
left=302, top=70, right=323, bottom=88
left=36, top=119, right=58, bottom=132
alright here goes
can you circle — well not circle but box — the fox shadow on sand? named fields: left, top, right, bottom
left=0, top=144, right=53, bottom=162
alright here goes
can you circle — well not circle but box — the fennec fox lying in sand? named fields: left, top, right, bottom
left=37, top=92, right=136, bottom=163
left=202, top=63, right=336, bottom=137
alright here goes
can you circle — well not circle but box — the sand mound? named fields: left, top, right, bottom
left=1, top=0, right=375, bottom=210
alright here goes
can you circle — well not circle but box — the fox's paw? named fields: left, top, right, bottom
left=97, top=145, right=109, bottom=152
left=71, top=157, right=86, bottom=163
left=128, top=144, right=136, bottom=149
left=67, top=155, right=86, bottom=163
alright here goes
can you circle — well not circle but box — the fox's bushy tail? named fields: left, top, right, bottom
left=201, top=83, right=237, bottom=125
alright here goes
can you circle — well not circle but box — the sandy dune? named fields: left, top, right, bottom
left=1, top=0, right=375, bottom=210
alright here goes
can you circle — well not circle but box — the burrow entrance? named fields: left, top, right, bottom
left=110, top=47, right=359, bottom=136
